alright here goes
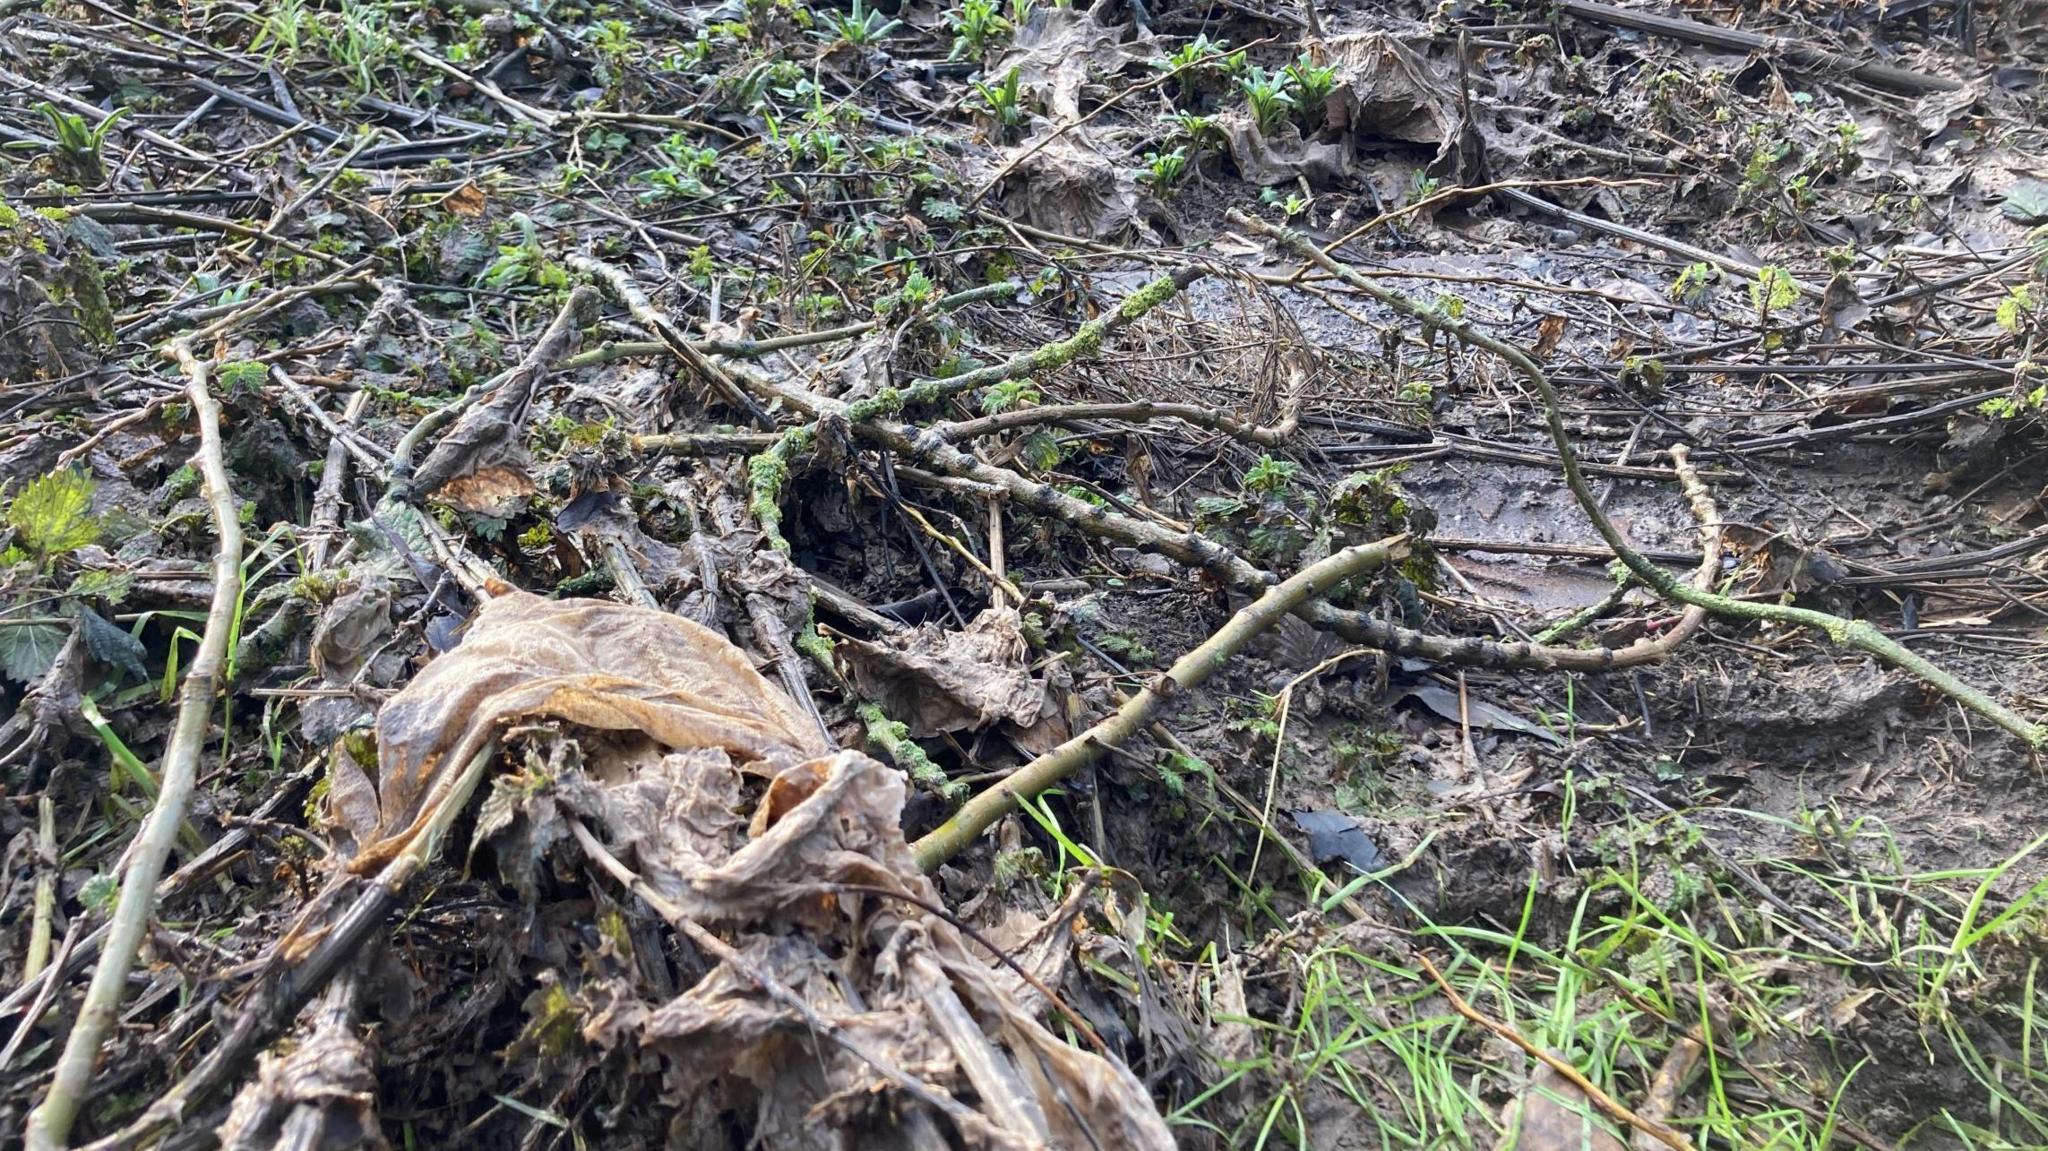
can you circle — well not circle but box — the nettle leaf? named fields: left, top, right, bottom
left=6, top=468, right=99, bottom=561
left=0, top=620, right=69, bottom=682
left=67, top=568, right=134, bottom=606
left=78, top=606, right=147, bottom=682
left=2002, top=180, right=2048, bottom=225
left=1019, top=430, right=1063, bottom=472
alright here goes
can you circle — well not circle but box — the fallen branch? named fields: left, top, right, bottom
left=588, top=281, right=1727, bottom=674
left=733, top=267, right=1206, bottom=551
left=1234, top=209, right=2046, bottom=749
left=561, top=280, right=1023, bottom=372
left=1497, top=189, right=1819, bottom=299
left=912, top=536, right=1408, bottom=871
left=564, top=253, right=775, bottom=428
left=27, top=337, right=246, bottom=1151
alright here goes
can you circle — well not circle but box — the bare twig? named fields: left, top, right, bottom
left=27, top=337, right=245, bottom=1151
left=1557, top=0, right=1964, bottom=95
left=564, top=253, right=776, bottom=428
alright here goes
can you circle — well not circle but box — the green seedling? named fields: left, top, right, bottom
left=973, top=68, right=1027, bottom=136
left=947, top=0, right=1012, bottom=59
left=1283, top=53, right=1336, bottom=127
left=816, top=0, right=901, bottom=47
left=1239, top=66, right=1294, bottom=134
left=1141, top=146, right=1188, bottom=188
left=36, top=103, right=126, bottom=186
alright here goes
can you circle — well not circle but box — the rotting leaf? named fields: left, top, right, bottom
left=1322, top=32, right=1456, bottom=157
left=1291, top=810, right=1387, bottom=872
left=992, top=133, right=1147, bottom=241
left=216, top=1002, right=391, bottom=1151
left=992, top=5, right=1154, bottom=121
left=353, top=586, right=827, bottom=871
left=334, top=584, right=1174, bottom=1146
left=409, top=287, right=599, bottom=516
left=835, top=606, right=1050, bottom=737
left=2002, top=179, right=2048, bottom=224
left=1398, top=683, right=1564, bottom=745
left=0, top=209, right=114, bottom=384
left=1215, top=109, right=1353, bottom=188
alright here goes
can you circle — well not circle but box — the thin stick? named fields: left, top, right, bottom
left=594, top=278, right=1717, bottom=674
left=912, top=536, right=1407, bottom=871
left=565, top=254, right=775, bottom=428
left=1413, top=949, right=1693, bottom=1151
left=27, top=337, right=245, bottom=1151
left=1233, top=210, right=2046, bottom=748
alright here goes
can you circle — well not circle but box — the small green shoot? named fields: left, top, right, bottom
left=1239, top=67, right=1295, bottom=134
left=947, top=0, right=1012, bottom=60
left=1140, top=146, right=1188, bottom=189
left=973, top=68, right=1028, bottom=136
left=36, top=103, right=126, bottom=186
left=815, top=0, right=902, bottom=47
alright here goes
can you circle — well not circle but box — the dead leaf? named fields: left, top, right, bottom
left=993, top=5, right=1154, bottom=121
left=993, top=133, right=1146, bottom=240
left=835, top=606, right=1050, bottom=736
left=1399, top=683, right=1564, bottom=745
left=1818, top=273, right=1869, bottom=340
left=1533, top=313, right=1569, bottom=360
left=354, top=587, right=829, bottom=871
left=216, top=999, right=390, bottom=1151
left=439, top=181, right=488, bottom=217
left=0, top=210, right=112, bottom=385
left=1323, top=31, right=1456, bottom=155
left=410, top=286, right=598, bottom=515
left=1216, top=109, right=1353, bottom=187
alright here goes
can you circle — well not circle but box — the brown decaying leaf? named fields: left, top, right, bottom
left=1322, top=31, right=1456, bottom=152
left=835, top=606, right=1051, bottom=737
left=994, top=134, right=1146, bottom=241
left=216, top=999, right=390, bottom=1151
left=352, top=586, right=1175, bottom=1146
left=348, top=587, right=828, bottom=871
left=992, top=5, right=1154, bottom=122
left=410, top=286, right=598, bottom=514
